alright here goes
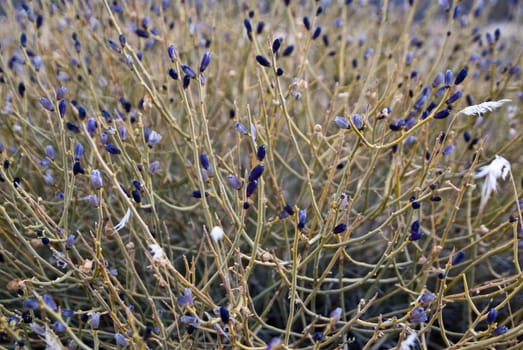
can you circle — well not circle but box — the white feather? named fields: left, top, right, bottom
left=473, top=155, right=511, bottom=211
left=458, top=99, right=511, bottom=116
left=114, top=207, right=131, bottom=232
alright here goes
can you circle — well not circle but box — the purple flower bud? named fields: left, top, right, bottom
left=108, top=38, right=121, bottom=52
left=177, top=288, right=194, bottom=307
left=266, top=338, right=282, bottom=350
left=297, top=209, right=306, bottom=229
left=43, top=294, right=58, bottom=311
left=442, top=144, right=455, bottom=155
left=168, top=68, right=179, bottom=80
left=58, top=99, right=67, bottom=118
left=434, top=109, right=450, bottom=119
left=432, top=72, right=444, bottom=88
left=135, top=28, right=149, bottom=38
left=487, top=308, right=498, bottom=324
left=414, top=94, right=428, bottom=110
left=40, top=97, right=55, bottom=111
left=147, top=130, right=162, bottom=147
left=444, top=69, right=453, bottom=85
left=246, top=180, right=258, bottom=197
left=183, top=75, right=191, bottom=89
left=409, top=306, right=428, bottom=323
left=256, top=145, right=266, bottom=161
left=409, top=220, right=422, bottom=240
left=192, top=190, right=208, bottom=198
left=351, top=114, right=364, bottom=130
left=452, top=251, right=465, bottom=265
left=45, top=145, right=55, bottom=160
left=90, top=169, right=103, bottom=189
left=181, top=64, right=196, bottom=78
left=52, top=321, right=66, bottom=333
left=62, top=309, right=74, bottom=318
left=86, top=118, right=98, bottom=136
left=235, top=122, right=249, bottom=135
left=119, top=34, right=126, bottom=47
left=334, top=116, right=350, bottom=129
left=333, top=223, right=347, bottom=234
left=405, top=51, right=414, bottom=65
left=248, top=165, right=264, bottom=182
left=226, top=174, right=242, bottom=190
left=91, top=312, right=100, bottom=329
left=419, top=292, right=436, bottom=305
left=114, top=333, right=129, bottom=347
left=200, top=154, right=210, bottom=170
left=303, top=16, right=311, bottom=31
left=167, top=44, right=177, bottom=61
left=149, top=160, right=160, bottom=174
left=180, top=315, right=201, bottom=328
left=199, top=52, right=211, bottom=73
left=454, top=67, right=468, bottom=85
left=55, top=86, right=67, bottom=100
left=492, top=325, right=508, bottom=336
left=23, top=298, right=39, bottom=310
left=73, top=143, right=84, bottom=160
left=255, top=55, right=271, bottom=68
left=65, top=234, right=75, bottom=249
left=329, top=307, right=342, bottom=323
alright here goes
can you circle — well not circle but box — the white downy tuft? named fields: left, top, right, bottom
left=210, top=226, right=225, bottom=241
left=473, top=155, right=511, bottom=211
left=457, top=99, right=511, bottom=117
left=114, top=208, right=131, bottom=232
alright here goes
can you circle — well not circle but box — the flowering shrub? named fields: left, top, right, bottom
left=0, top=1, right=522, bottom=349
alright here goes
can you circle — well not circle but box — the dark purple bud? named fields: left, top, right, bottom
left=119, top=34, right=126, bottom=47
left=492, top=325, right=508, bottom=336
left=313, top=332, right=323, bottom=342
left=219, top=306, right=230, bottom=323
left=487, top=308, right=498, bottom=324
left=53, top=321, right=66, bottom=333
left=43, top=294, right=58, bottom=311
left=90, top=169, right=103, bottom=189
left=409, top=220, right=422, bottom=241
left=73, top=143, right=84, bottom=159
left=18, top=82, right=26, bottom=97
left=243, top=19, right=253, bottom=41
left=135, top=28, right=149, bottom=38
left=192, top=190, right=208, bottom=198
left=256, top=145, right=266, bottom=161
left=333, top=223, right=347, bottom=234
left=183, top=75, right=191, bottom=89
left=246, top=180, right=258, bottom=197
left=101, top=109, right=112, bottom=122
left=454, top=67, right=468, bottom=85
left=389, top=119, right=406, bottom=131
left=248, top=165, right=264, bottom=182
left=434, top=109, right=450, bottom=119
left=463, top=131, right=471, bottom=142
left=66, top=234, right=76, bottom=249
left=58, top=100, right=67, bottom=117
left=73, top=161, right=85, bottom=175
left=451, top=251, right=465, bottom=265
left=446, top=91, right=462, bottom=104
left=132, top=189, right=141, bottom=203
left=168, top=68, right=179, bottom=80
left=243, top=201, right=250, bottom=209
left=276, top=67, right=284, bottom=76
left=200, top=154, right=210, bottom=170
left=40, top=97, right=54, bottom=111
left=453, top=5, right=461, bottom=19
left=312, top=26, right=322, bottom=40
left=272, top=38, right=282, bottom=54
left=20, top=32, right=27, bottom=47
left=282, top=45, right=294, bottom=57
left=61, top=309, right=74, bottom=318
left=105, top=143, right=121, bottom=155
left=414, top=94, right=428, bottom=109
left=303, top=16, right=311, bottom=31
left=432, top=72, right=444, bottom=88
left=226, top=174, right=242, bottom=190
left=108, top=39, right=121, bottom=52
left=199, top=52, right=211, bottom=73
left=167, top=44, right=177, bottom=61
left=78, top=106, right=87, bottom=119
left=255, top=55, right=271, bottom=68
left=66, top=121, right=80, bottom=133
left=256, top=21, right=265, bottom=34
left=180, top=65, right=196, bottom=79
left=444, top=69, right=453, bottom=85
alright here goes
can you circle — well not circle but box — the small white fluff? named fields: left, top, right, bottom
left=210, top=226, right=225, bottom=241
left=148, top=244, right=166, bottom=262
left=473, top=155, right=511, bottom=211
left=399, top=330, right=421, bottom=350
left=457, top=99, right=511, bottom=117
left=114, top=207, right=131, bottom=232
